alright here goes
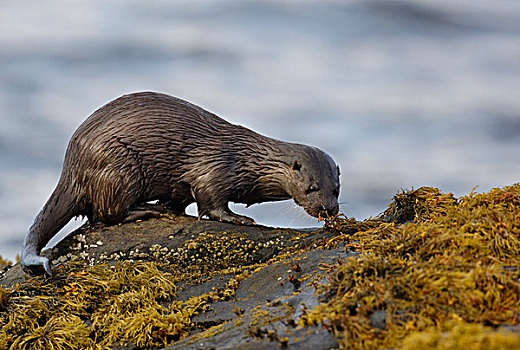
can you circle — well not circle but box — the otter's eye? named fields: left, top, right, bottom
left=333, top=186, right=340, bottom=198
left=306, top=184, right=319, bottom=195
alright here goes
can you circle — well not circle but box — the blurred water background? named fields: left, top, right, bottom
left=1, top=0, right=519, bottom=261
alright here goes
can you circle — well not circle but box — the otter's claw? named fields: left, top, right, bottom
left=21, top=254, right=52, bottom=276
left=206, top=209, right=256, bottom=226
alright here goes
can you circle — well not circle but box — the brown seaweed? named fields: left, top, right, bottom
left=303, top=185, right=520, bottom=349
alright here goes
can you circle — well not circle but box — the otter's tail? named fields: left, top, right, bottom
left=21, top=179, right=83, bottom=275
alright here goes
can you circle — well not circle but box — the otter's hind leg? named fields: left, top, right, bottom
left=122, top=203, right=165, bottom=223
left=90, top=172, right=142, bottom=225
left=161, top=198, right=194, bottom=215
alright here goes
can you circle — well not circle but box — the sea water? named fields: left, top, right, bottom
left=1, top=0, right=519, bottom=260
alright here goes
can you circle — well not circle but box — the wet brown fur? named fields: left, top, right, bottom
left=21, top=92, right=340, bottom=274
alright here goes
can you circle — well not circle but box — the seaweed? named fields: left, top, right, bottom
left=9, top=315, right=92, bottom=350
left=303, top=185, right=520, bottom=349
left=2, top=184, right=519, bottom=349
left=402, top=321, right=520, bottom=350
left=0, top=261, right=206, bottom=349
left=0, top=250, right=261, bottom=349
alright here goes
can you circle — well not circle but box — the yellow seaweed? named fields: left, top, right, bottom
left=304, top=184, right=520, bottom=349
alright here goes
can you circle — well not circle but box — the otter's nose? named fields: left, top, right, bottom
left=318, top=205, right=338, bottom=217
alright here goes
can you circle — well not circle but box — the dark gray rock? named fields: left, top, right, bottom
left=1, top=212, right=350, bottom=349
left=369, top=310, right=387, bottom=330
left=169, top=249, right=351, bottom=349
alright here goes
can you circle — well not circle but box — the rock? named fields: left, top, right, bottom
left=369, top=310, right=387, bottom=330
left=171, top=249, right=350, bottom=349
left=0, top=264, right=24, bottom=288
left=0, top=211, right=349, bottom=349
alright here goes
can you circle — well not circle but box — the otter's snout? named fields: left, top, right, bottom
left=317, top=204, right=339, bottom=217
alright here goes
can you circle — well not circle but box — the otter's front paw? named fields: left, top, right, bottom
left=21, top=254, right=52, bottom=276
left=206, top=209, right=256, bottom=226
left=228, top=214, right=256, bottom=226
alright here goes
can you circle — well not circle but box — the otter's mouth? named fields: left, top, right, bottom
left=300, top=203, right=339, bottom=219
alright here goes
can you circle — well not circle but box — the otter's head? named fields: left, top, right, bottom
left=284, top=146, right=340, bottom=218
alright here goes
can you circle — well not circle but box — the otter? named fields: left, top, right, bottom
left=21, top=92, right=340, bottom=275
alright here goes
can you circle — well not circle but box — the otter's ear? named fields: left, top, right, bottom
left=337, top=165, right=341, bottom=176
left=292, top=161, right=302, bottom=171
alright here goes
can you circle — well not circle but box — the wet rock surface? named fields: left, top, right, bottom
left=170, top=248, right=351, bottom=349
left=3, top=186, right=519, bottom=349
left=1, top=212, right=348, bottom=349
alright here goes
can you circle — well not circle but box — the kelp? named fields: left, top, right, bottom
left=9, top=315, right=92, bottom=350
left=1, top=184, right=519, bottom=349
left=0, top=261, right=207, bottom=349
left=0, top=250, right=268, bottom=349
left=381, top=186, right=458, bottom=223
left=303, top=184, right=520, bottom=349
left=0, top=226, right=298, bottom=350
left=402, top=321, right=520, bottom=350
